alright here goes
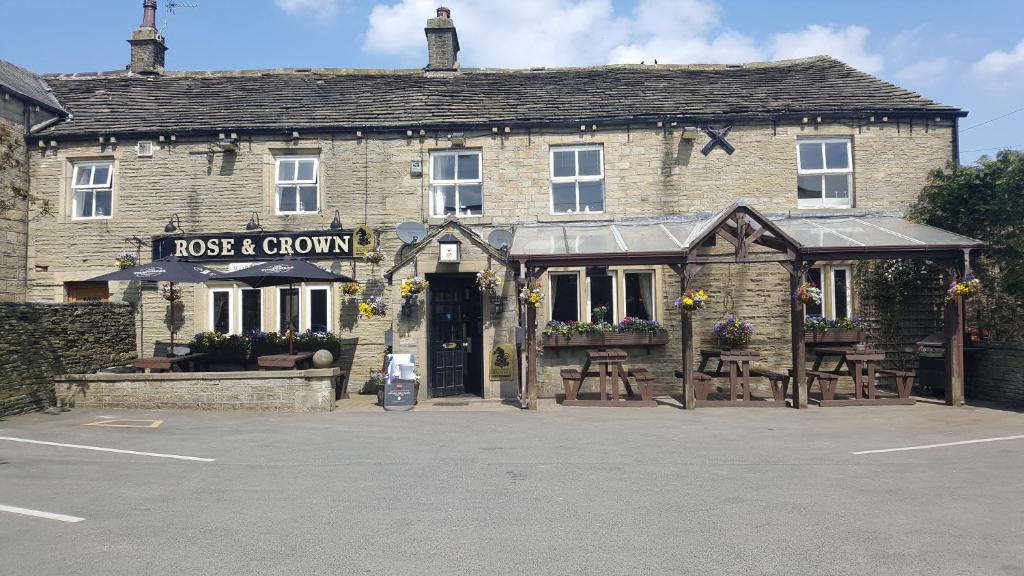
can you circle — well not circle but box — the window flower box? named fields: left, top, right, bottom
left=543, top=331, right=669, bottom=348
left=804, top=329, right=864, bottom=344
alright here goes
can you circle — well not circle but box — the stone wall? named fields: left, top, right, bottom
left=0, top=100, right=29, bottom=302
left=54, top=368, right=341, bottom=412
left=0, top=302, right=136, bottom=416
left=968, top=343, right=1024, bottom=409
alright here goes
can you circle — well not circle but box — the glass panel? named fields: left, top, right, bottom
left=296, top=159, right=316, bottom=182
left=74, top=190, right=93, bottom=218
left=241, top=290, right=261, bottom=334
left=278, top=186, right=297, bottom=212
left=578, top=180, right=604, bottom=212
left=564, top=226, right=620, bottom=254
left=309, top=289, right=328, bottom=332
left=833, top=269, right=849, bottom=319
left=94, top=189, right=112, bottom=217
left=625, top=272, right=654, bottom=320
left=277, top=160, right=295, bottom=182
left=797, top=175, right=823, bottom=200
left=212, top=291, right=231, bottom=333
left=824, top=174, right=850, bottom=199
left=588, top=274, right=614, bottom=322
left=858, top=217, right=984, bottom=247
left=824, top=141, right=849, bottom=170
left=510, top=226, right=567, bottom=255
left=458, top=184, right=482, bottom=216
left=577, top=149, right=601, bottom=176
left=806, top=268, right=823, bottom=317
left=550, top=274, right=578, bottom=322
left=279, top=288, right=299, bottom=333
left=92, top=164, right=111, bottom=186
left=552, top=150, right=576, bottom=178
left=74, top=166, right=92, bottom=186
left=298, top=186, right=318, bottom=212
left=551, top=182, right=577, bottom=213
left=433, top=154, right=456, bottom=181
left=457, top=153, right=479, bottom=180
left=433, top=185, right=456, bottom=216
left=798, top=142, right=824, bottom=171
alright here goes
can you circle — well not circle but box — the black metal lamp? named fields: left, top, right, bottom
left=437, top=232, right=461, bottom=263
left=164, top=214, right=183, bottom=234
left=245, top=212, right=263, bottom=232
left=329, top=210, right=343, bottom=230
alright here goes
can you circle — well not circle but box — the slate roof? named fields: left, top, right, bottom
left=0, top=59, right=67, bottom=115
left=37, top=56, right=963, bottom=138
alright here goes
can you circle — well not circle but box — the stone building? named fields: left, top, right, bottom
left=7, top=4, right=970, bottom=402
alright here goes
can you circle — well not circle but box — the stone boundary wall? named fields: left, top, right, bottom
left=0, top=302, right=136, bottom=416
left=968, top=342, right=1024, bottom=409
left=54, top=368, right=342, bottom=412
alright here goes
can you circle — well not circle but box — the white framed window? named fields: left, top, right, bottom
left=797, top=139, right=852, bottom=209
left=71, top=161, right=113, bottom=219
left=430, top=151, right=482, bottom=217
left=623, top=270, right=656, bottom=321
left=275, top=156, right=319, bottom=214
left=305, top=285, right=331, bottom=333
left=550, top=145, right=604, bottom=214
left=240, top=288, right=263, bottom=334
left=278, top=287, right=300, bottom=332
left=549, top=272, right=580, bottom=322
left=807, top=265, right=853, bottom=319
left=586, top=270, right=617, bottom=323
left=209, top=288, right=234, bottom=334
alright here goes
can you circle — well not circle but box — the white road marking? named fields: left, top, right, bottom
left=851, top=434, right=1024, bottom=455
left=0, top=504, right=84, bottom=523
left=0, top=436, right=214, bottom=462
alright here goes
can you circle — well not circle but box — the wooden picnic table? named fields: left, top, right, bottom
left=561, top=348, right=657, bottom=407
left=694, top=348, right=780, bottom=406
left=809, top=346, right=912, bottom=406
left=257, top=352, right=315, bottom=370
left=133, top=353, right=208, bottom=373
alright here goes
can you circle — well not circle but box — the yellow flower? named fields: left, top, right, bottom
left=683, top=297, right=694, bottom=306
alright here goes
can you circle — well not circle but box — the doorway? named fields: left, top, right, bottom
left=427, top=274, right=484, bottom=397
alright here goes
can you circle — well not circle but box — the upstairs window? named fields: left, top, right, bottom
left=430, top=151, right=483, bottom=217
left=275, top=156, right=319, bottom=214
left=550, top=145, right=604, bottom=214
left=71, top=161, right=113, bottom=219
left=797, top=139, right=852, bottom=209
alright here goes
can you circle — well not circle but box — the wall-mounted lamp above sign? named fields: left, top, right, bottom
left=437, top=232, right=462, bottom=263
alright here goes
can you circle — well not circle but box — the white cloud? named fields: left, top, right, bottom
left=973, top=39, right=1024, bottom=77
left=275, top=0, right=342, bottom=19
left=896, top=58, right=951, bottom=87
left=770, top=25, right=883, bottom=73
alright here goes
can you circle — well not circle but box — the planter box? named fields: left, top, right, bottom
left=543, top=332, right=669, bottom=348
left=804, top=329, right=864, bottom=344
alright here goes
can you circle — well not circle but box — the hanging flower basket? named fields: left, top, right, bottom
left=158, top=282, right=181, bottom=302
left=476, top=269, right=500, bottom=296
left=674, top=289, right=708, bottom=312
left=946, top=275, right=982, bottom=302
left=713, top=314, right=754, bottom=348
left=519, top=281, right=543, bottom=310
left=114, top=251, right=138, bottom=270
left=793, top=281, right=823, bottom=305
left=364, top=245, right=385, bottom=265
left=342, top=282, right=361, bottom=297
left=358, top=295, right=388, bottom=319
left=400, top=275, right=428, bottom=307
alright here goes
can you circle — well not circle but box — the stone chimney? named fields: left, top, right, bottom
left=425, top=7, right=459, bottom=71
left=128, top=0, right=167, bottom=74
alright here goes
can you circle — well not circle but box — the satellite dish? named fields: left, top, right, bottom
left=487, top=229, right=513, bottom=251
left=396, top=221, right=428, bottom=245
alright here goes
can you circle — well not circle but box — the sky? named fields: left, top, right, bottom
left=1, top=0, right=1022, bottom=165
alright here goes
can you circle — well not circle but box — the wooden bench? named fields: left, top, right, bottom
left=875, top=369, right=916, bottom=399
left=750, top=368, right=790, bottom=403
left=626, top=368, right=656, bottom=402
left=560, top=368, right=583, bottom=401
left=134, top=353, right=208, bottom=373
left=257, top=352, right=315, bottom=370
left=806, top=370, right=840, bottom=403
left=675, top=369, right=715, bottom=401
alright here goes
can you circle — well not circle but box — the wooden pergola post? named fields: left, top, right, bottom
left=677, top=265, right=697, bottom=410
left=943, top=254, right=969, bottom=406
left=787, top=262, right=808, bottom=408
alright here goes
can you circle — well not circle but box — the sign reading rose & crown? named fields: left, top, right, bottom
left=152, top=230, right=355, bottom=262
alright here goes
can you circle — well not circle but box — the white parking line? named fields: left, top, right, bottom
left=0, top=504, right=84, bottom=523
left=0, top=436, right=215, bottom=462
left=851, top=434, right=1024, bottom=455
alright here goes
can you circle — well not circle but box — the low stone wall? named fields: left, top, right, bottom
left=0, top=302, right=136, bottom=416
left=968, top=342, right=1024, bottom=409
left=54, top=368, right=343, bottom=412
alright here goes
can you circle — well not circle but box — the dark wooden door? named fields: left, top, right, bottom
left=429, top=275, right=482, bottom=397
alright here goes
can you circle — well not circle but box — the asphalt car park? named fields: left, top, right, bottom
left=1, top=403, right=1022, bottom=576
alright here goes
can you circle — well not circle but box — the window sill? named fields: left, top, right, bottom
left=427, top=216, right=493, bottom=226
left=70, top=216, right=113, bottom=222
left=537, top=212, right=610, bottom=223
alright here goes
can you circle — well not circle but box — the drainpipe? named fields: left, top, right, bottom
left=951, top=117, right=960, bottom=166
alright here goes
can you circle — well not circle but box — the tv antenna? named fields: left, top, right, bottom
left=163, top=1, right=198, bottom=31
